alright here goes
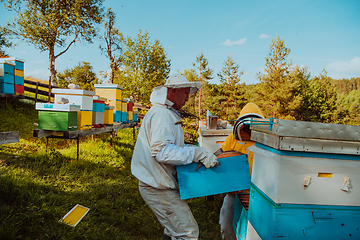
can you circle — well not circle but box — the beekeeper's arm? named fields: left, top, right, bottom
left=149, top=112, right=218, bottom=168
left=156, top=144, right=218, bottom=168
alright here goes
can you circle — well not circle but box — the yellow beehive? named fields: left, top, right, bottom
left=104, top=106, right=114, bottom=125
left=77, top=111, right=92, bottom=130
left=107, top=99, right=122, bottom=111
left=121, top=101, right=127, bottom=112
left=15, top=69, right=24, bottom=77
left=94, top=84, right=122, bottom=101
left=127, top=111, right=133, bottom=121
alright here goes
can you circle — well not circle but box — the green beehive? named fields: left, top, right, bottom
left=38, top=111, right=77, bottom=131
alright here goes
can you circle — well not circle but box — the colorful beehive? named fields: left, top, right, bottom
left=133, top=109, right=138, bottom=122
left=53, top=89, right=95, bottom=111
left=126, top=100, right=133, bottom=121
left=104, top=105, right=114, bottom=125
left=2, top=58, right=24, bottom=95
left=121, top=100, right=127, bottom=122
left=77, top=111, right=92, bottom=130
left=0, top=60, right=15, bottom=94
left=232, top=118, right=360, bottom=239
left=176, top=151, right=251, bottom=200
left=92, top=95, right=106, bottom=125
left=94, top=84, right=122, bottom=101
left=36, top=103, right=80, bottom=131
left=113, top=111, right=121, bottom=123
left=52, top=89, right=95, bottom=130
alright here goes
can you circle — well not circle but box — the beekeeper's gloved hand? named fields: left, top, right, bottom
left=193, top=147, right=219, bottom=168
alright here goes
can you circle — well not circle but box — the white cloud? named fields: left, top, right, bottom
left=259, top=34, right=271, bottom=39
left=221, top=38, right=247, bottom=46
left=326, top=57, right=360, bottom=74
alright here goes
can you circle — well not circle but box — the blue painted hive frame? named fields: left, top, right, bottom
left=176, top=151, right=251, bottom=200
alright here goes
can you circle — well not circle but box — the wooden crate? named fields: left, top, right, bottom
left=176, top=151, right=251, bottom=200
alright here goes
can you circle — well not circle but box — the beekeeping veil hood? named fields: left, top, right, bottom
left=150, top=74, right=202, bottom=105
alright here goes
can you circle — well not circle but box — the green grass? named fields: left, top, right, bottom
left=0, top=98, right=223, bottom=239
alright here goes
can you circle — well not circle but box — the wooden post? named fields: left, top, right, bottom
left=35, top=81, right=39, bottom=103
left=48, top=76, right=51, bottom=103
left=46, top=137, right=49, bottom=152
left=77, top=134, right=80, bottom=161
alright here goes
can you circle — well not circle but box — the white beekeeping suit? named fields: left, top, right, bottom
left=131, top=74, right=218, bottom=240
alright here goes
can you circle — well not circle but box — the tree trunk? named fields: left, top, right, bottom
left=198, top=88, right=202, bottom=118
left=49, top=48, right=57, bottom=87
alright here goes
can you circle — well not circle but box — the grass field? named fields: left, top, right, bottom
left=0, top=98, right=223, bottom=240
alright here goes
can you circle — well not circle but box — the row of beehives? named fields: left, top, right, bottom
left=0, top=58, right=25, bottom=95
left=35, top=84, right=138, bottom=131
left=177, top=118, right=360, bottom=240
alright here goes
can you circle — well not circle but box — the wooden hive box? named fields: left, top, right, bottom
left=104, top=106, right=114, bottom=125
left=94, top=84, right=122, bottom=101
left=53, top=89, right=95, bottom=111
left=248, top=183, right=360, bottom=240
left=176, top=151, right=251, bottom=200
left=36, top=103, right=80, bottom=131
left=77, top=111, right=92, bottom=130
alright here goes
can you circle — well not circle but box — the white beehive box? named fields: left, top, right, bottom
left=249, top=144, right=360, bottom=206
left=36, top=103, right=81, bottom=112
left=53, top=89, right=95, bottom=111
left=198, top=120, right=233, bottom=153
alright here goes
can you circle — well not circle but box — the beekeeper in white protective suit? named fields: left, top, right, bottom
left=131, top=74, right=219, bottom=240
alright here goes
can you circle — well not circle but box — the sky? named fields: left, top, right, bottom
left=1, top=0, right=359, bottom=85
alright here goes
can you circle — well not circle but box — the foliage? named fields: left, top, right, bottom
left=3, top=0, right=104, bottom=86
left=0, top=26, right=12, bottom=57
left=0, top=100, right=223, bottom=239
left=99, top=7, right=122, bottom=83
left=302, top=71, right=337, bottom=123
left=0, top=98, right=37, bottom=139
left=115, top=30, right=171, bottom=105
left=192, top=52, right=214, bottom=118
left=217, top=55, right=245, bottom=121
left=255, top=36, right=310, bottom=120
left=332, top=77, right=360, bottom=95
left=57, top=61, right=99, bottom=91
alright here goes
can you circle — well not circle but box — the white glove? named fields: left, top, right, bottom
left=193, top=147, right=219, bottom=168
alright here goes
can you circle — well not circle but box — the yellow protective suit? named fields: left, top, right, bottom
left=219, top=102, right=264, bottom=240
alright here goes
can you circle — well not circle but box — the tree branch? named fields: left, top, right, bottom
left=55, top=35, right=78, bottom=59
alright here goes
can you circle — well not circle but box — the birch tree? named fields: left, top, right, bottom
left=99, top=7, right=122, bottom=83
